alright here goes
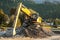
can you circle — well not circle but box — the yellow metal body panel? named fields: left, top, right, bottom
left=37, top=17, right=42, bottom=23
left=22, top=8, right=31, bottom=16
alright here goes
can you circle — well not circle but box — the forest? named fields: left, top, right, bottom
left=0, top=0, right=60, bottom=19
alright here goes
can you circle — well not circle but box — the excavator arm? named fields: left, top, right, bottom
left=21, top=4, right=42, bottom=23
left=21, top=7, right=31, bottom=16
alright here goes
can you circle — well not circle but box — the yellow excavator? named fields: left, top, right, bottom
left=12, top=3, right=54, bottom=38
left=12, top=3, right=42, bottom=36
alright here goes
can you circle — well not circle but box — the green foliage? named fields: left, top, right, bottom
left=0, top=0, right=60, bottom=19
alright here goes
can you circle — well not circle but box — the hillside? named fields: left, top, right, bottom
left=0, top=0, right=60, bottom=19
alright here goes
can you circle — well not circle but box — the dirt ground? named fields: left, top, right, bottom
left=0, top=37, right=35, bottom=40
left=0, top=35, right=60, bottom=40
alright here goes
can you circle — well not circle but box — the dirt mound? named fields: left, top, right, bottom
left=16, top=25, right=54, bottom=38
left=0, top=24, right=54, bottom=38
